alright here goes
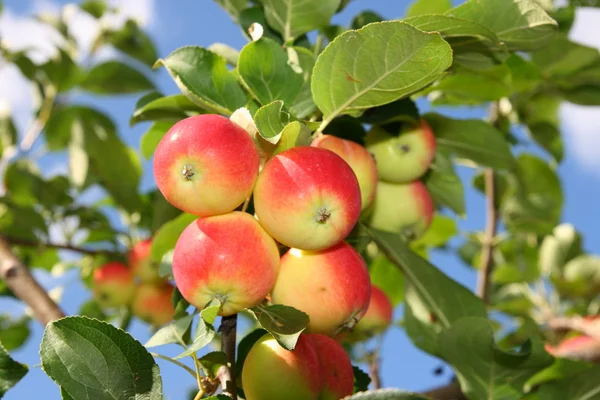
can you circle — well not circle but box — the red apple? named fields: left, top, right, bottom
left=242, top=333, right=323, bottom=400
left=129, top=238, right=160, bottom=283
left=271, top=241, right=371, bottom=336
left=253, top=146, right=362, bottom=251
left=369, top=180, right=434, bottom=241
left=172, top=211, right=280, bottom=316
left=347, top=286, right=394, bottom=342
left=307, top=334, right=354, bottom=400
left=545, top=335, right=600, bottom=363
left=153, top=114, right=260, bottom=217
left=132, top=281, right=176, bottom=327
left=365, top=119, right=436, bottom=183
left=92, top=262, right=135, bottom=308
left=311, top=135, right=378, bottom=210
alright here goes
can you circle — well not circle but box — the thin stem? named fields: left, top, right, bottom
left=217, top=314, right=238, bottom=398
left=150, top=353, right=197, bottom=378
left=367, top=349, right=382, bottom=389
left=193, top=388, right=205, bottom=400
left=20, top=84, right=57, bottom=152
left=475, top=168, right=498, bottom=304
left=191, top=353, right=204, bottom=390
left=314, top=33, right=324, bottom=58
left=3, top=236, right=122, bottom=257
left=241, top=197, right=250, bottom=213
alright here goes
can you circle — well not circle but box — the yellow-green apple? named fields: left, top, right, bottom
left=253, top=146, right=361, bottom=251
left=242, top=333, right=323, bottom=400
left=365, top=119, right=436, bottom=183
left=132, top=281, right=176, bottom=327
left=545, top=335, right=600, bottom=363
left=172, top=211, right=280, bottom=316
left=153, top=114, right=260, bottom=217
left=92, top=262, right=136, bottom=308
left=369, top=181, right=434, bottom=241
left=271, top=241, right=371, bottom=336
left=345, top=286, right=393, bottom=342
left=311, top=135, right=378, bottom=210
left=129, top=238, right=160, bottom=283
left=308, top=334, right=354, bottom=400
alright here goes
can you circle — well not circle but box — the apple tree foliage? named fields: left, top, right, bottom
left=0, top=0, right=599, bottom=399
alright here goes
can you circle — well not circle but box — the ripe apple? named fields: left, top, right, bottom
left=270, top=241, right=371, bottom=336
left=242, top=333, right=323, bottom=400
left=545, top=335, right=600, bottom=362
left=307, top=334, right=354, bottom=400
left=253, top=146, right=362, bottom=251
left=345, top=286, right=394, bottom=342
left=153, top=114, right=260, bottom=217
left=311, top=135, right=378, bottom=210
left=92, top=262, right=136, bottom=308
left=369, top=180, right=434, bottom=241
left=365, top=119, right=436, bottom=183
left=129, top=238, right=160, bottom=283
left=132, top=281, right=176, bottom=327
left=172, top=211, right=280, bottom=316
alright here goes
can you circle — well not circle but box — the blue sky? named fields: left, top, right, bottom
left=1, top=0, right=600, bottom=398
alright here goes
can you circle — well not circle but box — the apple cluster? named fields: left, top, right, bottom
left=91, top=239, right=176, bottom=327
left=365, top=119, right=437, bottom=241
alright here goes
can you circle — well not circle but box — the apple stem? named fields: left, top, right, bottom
left=217, top=314, right=238, bottom=398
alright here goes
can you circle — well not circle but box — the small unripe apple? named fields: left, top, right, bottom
left=271, top=242, right=371, bottom=336
left=172, top=211, right=280, bottom=316
left=253, top=146, right=361, bottom=251
left=92, top=262, right=136, bottom=308
left=129, top=238, right=160, bottom=283
left=132, top=281, right=176, bottom=327
left=545, top=335, right=600, bottom=363
left=242, top=333, right=323, bottom=400
left=346, top=286, right=393, bottom=342
left=153, top=114, right=260, bottom=217
left=365, top=119, right=436, bottom=183
left=369, top=180, right=434, bottom=241
left=307, top=334, right=354, bottom=400
left=311, top=135, right=378, bottom=210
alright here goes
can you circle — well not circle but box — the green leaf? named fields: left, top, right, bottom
left=80, top=0, right=106, bottom=18
left=78, top=299, right=108, bottom=321
left=207, top=43, right=239, bottom=66
left=197, top=351, right=228, bottom=379
left=130, top=92, right=204, bottom=126
left=145, top=314, right=195, bottom=348
left=141, top=121, right=175, bottom=160
left=254, top=101, right=291, bottom=143
left=447, top=0, right=558, bottom=51
left=0, top=316, right=30, bottom=351
left=526, top=358, right=593, bottom=391
left=249, top=304, right=309, bottom=350
left=213, top=0, right=248, bottom=21
left=403, top=284, right=444, bottom=355
left=151, top=213, right=197, bottom=263
left=358, top=98, right=420, bottom=126
left=0, top=112, right=16, bottom=159
left=41, top=48, right=82, bottom=92
left=439, top=317, right=554, bottom=399
left=289, top=47, right=317, bottom=118
left=367, top=227, right=486, bottom=329
left=0, top=201, right=48, bottom=241
left=147, top=190, right=182, bottom=235
left=174, top=318, right=216, bottom=359
left=238, top=6, right=283, bottom=43
left=540, top=223, right=582, bottom=277
left=412, top=214, right=458, bottom=250
left=350, top=11, right=383, bottom=29
left=273, top=121, right=311, bottom=155
left=532, top=36, right=599, bottom=78
left=238, top=38, right=303, bottom=106
left=422, top=153, right=465, bottom=216
left=352, top=366, right=371, bottom=393
left=99, top=20, right=158, bottom=67
left=40, top=316, right=162, bottom=399
left=312, top=21, right=452, bottom=122
left=407, top=0, right=451, bottom=17
left=156, top=46, right=247, bottom=115
left=424, top=113, right=516, bottom=169
left=4, top=160, right=72, bottom=208
left=506, top=54, right=544, bottom=93
left=0, top=342, right=28, bottom=397
left=368, top=255, right=405, bottom=306
left=200, top=299, right=222, bottom=325
left=343, top=389, right=430, bottom=399
left=528, top=122, right=563, bottom=163
left=261, top=0, right=341, bottom=40
left=81, top=61, right=154, bottom=94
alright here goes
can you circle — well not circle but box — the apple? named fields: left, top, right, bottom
left=365, top=119, right=436, bottom=183
left=545, top=335, right=600, bottom=362
left=368, top=180, right=434, bottom=241
left=153, top=114, right=260, bottom=217
left=172, top=211, right=280, bottom=316
left=242, top=333, right=322, bottom=400
left=132, top=281, right=176, bottom=327
left=270, top=241, right=371, bottom=336
left=345, top=286, right=393, bottom=342
left=129, top=238, right=160, bottom=283
left=92, top=262, right=136, bottom=308
left=311, top=135, right=378, bottom=210
left=307, top=334, right=354, bottom=400
left=253, top=146, right=362, bottom=251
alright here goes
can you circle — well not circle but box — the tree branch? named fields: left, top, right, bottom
left=217, top=314, right=238, bottom=398
left=475, top=168, right=498, bottom=304
left=4, top=236, right=121, bottom=257
left=422, top=382, right=467, bottom=400
left=367, top=349, right=382, bottom=390
left=0, top=237, right=64, bottom=325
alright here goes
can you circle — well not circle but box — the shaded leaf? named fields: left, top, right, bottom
left=140, top=122, right=175, bottom=159
left=174, top=318, right=216, bottom=359
left=368, top=255, right=405, bottom=307
left=422, top=153, right=465, bottom=216
left=0, top=342, right=28, bottom=397
left=253, top=101, right=291, bottom=143
left=249, top=305, right=309, bottom=350
left=151, top=213, right=197, bottom=263
left=351, top=11, right=383, bottom=29
left=0, top=316, right=30, bottom=351
left=99, top=20, right=158, bottom=67
left=261, top=0, right=341, bottom=40
left=130, top=92, right=204, bottom=126
left=145, top=314, right=194, bottom=348
left=81, top=61, right=154, bottom=94
left=289, top=47, right=317, bottom=118
left=352, top=365, right=371, bottom=393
